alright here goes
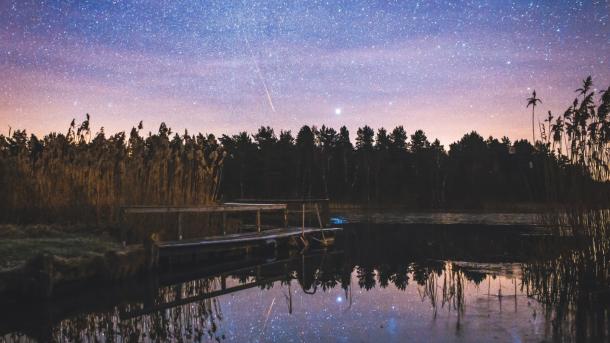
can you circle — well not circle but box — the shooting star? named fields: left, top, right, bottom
left=261, top=297, right=276, bottom=335
left=244, top=35, right=277, bottom=113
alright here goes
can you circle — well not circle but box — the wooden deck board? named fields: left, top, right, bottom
left=123, top=203, right=287, bottom=214
left=232, top=198, right=329, bottom=204
left=157, top=226, right=342, bottom=249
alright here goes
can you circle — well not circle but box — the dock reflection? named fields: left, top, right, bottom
left=2, top=210, right=609, bottom=342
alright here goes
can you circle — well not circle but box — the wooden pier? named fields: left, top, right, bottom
left=157, top=226, right=342, bottom=256
left=233, top=198, right=331, bottom=227
left=122, top=200, right=341, bottom=261
left=123, top=203, right=289, bottom=239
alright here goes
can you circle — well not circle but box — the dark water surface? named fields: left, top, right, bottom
left=2, top=210, right=609, bottom=342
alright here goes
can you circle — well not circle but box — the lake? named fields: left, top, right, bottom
left=1, top=210, right=608, bottom=342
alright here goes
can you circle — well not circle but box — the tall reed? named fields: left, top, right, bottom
left=545, top=77, right=610, bottom=181
left=0, top=117, right=225, bottom=223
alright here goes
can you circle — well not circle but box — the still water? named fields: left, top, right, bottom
left=1, top=210, right=609, bottom=342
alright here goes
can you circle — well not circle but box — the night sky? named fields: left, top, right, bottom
left=1, top=1, right=608, bottom=144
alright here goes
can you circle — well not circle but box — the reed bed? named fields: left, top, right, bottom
left=0, top=117, right=225, bottom=224
left=522, top=209, right=610, bottom=341
left=543, top=77, right=610, bottom=181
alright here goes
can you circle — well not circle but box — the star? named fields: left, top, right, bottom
left=0, top=0, right=608, bottom=145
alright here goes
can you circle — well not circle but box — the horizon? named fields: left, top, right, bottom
left=1, top=1, right=609, bottom=145
left=2, top=115, right=556, bottom=148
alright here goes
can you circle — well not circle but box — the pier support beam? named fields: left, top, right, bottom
left=256, top=210, right=261, bottom=232
left=284, top=209, right=288, bottom=228
left=301, top=203, right=305, bottom=237
left=222, top=213, right=227, bottom=235
left=177, top=213, right=183, bottom=240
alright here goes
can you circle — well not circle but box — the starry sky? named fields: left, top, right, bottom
left=1, top=1, right=609, bottom=144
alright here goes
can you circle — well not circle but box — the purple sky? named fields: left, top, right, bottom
left=1, top=1, right=609, bottom=144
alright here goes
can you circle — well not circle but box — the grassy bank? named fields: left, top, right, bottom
left=0, top=225, right=122, bottom=271
left=0, top=225, right=150, bottom=300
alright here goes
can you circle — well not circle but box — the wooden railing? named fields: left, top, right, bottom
left=122, top=200, right=329, bottom=242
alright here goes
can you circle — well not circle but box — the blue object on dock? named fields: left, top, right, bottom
left=330, top=216, right=348, bottom=225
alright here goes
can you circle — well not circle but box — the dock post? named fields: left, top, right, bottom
left=119, top=207, right=127, bottom=247
left=222, top=212, right=227, bottom=235
left=315, top=203, right=323, bottom=228
left=257, top=210, right=261, bottom=232
left=284, top=208, right=288, bottom=228
left=177, top=213, right=183, bottom=240
left=301, top=203, right=305, bottom=237
left=315, top=202, right=326, bottom=241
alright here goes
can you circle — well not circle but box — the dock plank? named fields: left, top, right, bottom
left=123, top=203, right=286, bottom=214
left=157, top=226, right=342, bottom=249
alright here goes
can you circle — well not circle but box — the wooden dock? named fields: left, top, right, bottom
left=122, top=200, right=341, bottom=260
left=123, top=203, right=287, bottom=214
left=233, top=198, right=330, bottom=227
left=157, top=226, right=342, bottom=256
left=123, top=203, right=289, bottom=238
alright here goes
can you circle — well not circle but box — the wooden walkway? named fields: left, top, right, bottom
left=123, top=201, right=341, bottom=258
left=123, top=203, right=287, bottom=214
left=158, top=226, right=341, bottom=251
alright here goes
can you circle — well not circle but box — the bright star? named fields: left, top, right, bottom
left=335, top=108, right=342, bottom=115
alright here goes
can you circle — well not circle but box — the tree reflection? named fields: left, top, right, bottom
left=3, top=212, right=609, bottom=342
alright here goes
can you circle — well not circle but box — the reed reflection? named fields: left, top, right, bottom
left=2, top=211, right=609, bottom=342
left=522, top=210, right=610, bottom=342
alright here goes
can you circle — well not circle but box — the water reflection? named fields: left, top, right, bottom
left=522, top=210, right=610, bottom=342
left=1, top=259, right=538, bottom=342
left=2, top=210, right=609, bottom=342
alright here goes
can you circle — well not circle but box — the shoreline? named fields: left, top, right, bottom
left=0, top=203, right=600, bottom=300
left=0, top=245, right=151, bottom=301
left=0, top=224, right=155, bottom=301
left=328, top=201, right=596, bottom=213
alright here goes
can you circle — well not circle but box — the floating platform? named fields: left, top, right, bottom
left=122, top=201, right=341, bottom=262
left=123, top=203, right=287, bottom=214
left=158, top=226, right=342, bottom=256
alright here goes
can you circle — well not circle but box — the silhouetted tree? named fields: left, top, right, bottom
left=527, top=90, right=542, bottom=142
left=355, top=126, right=375, bottom=201
left=296, top=126, right=316, bottom=197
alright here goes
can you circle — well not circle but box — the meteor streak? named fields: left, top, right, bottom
left=244, top=35, right=276, bottom=113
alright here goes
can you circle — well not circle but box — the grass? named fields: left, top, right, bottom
left=0, top=224, right=123, bottom=271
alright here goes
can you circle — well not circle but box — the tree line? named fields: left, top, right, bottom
left=218, top=124, right=604, bottom=207
left=1, top=77, right=608, bottom=223
left=220, top=77, right=610, bottom=207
